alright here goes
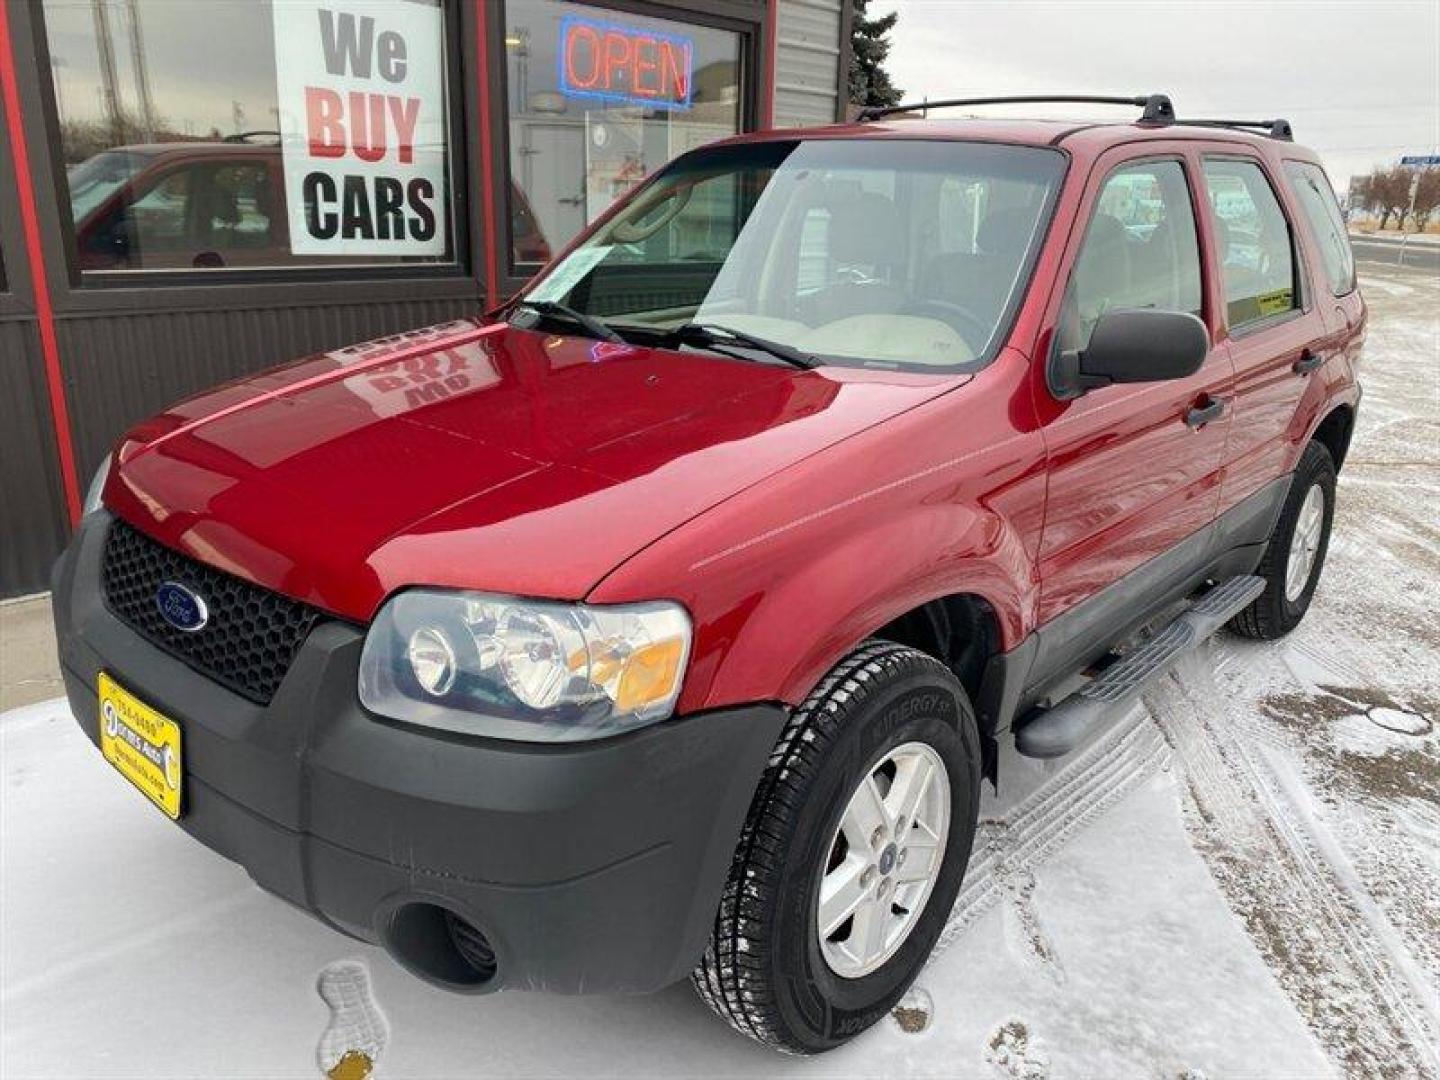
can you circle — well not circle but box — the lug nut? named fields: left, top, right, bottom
left=898, top=848, right=909, bottom=867
left=861, top=866, right=877, bottom=889
left=871, top=825, right=886, bottom=848
left=896, top=816, right=908, bottom=834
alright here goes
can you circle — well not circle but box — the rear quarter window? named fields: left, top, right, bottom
left=1284, top=161, right=1357, bottom=296
left=1203, top=158, right=1300, bottom=330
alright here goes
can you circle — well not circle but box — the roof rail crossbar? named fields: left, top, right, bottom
left=1179, top=118, right=1294, bottom=141
left=856, top=93, right=1175, bottom=124
left=222, top=129, right=282, bottom=144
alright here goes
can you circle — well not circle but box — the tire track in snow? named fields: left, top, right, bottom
left=933, top=707, right=1168, bottom=955
left=1253, top=741, right=1440, bottom=1046
left=921, top=605, right=1434, bottom=1075
left=1285, top=635, right=1375, bottom=689
left=1150, top=653, right=1439, bottom=1079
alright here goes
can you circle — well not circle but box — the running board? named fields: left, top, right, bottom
left=1014, top=575, right=1265, bottom=759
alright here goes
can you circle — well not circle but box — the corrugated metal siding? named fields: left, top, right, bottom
left=56, top=297, right=478, bottom=485
left=774, top=0, right=843, bottom=127
left=0, top=319, right=72, bottom=595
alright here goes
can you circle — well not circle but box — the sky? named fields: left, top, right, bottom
left=876, top=0, right=1440, bottom=188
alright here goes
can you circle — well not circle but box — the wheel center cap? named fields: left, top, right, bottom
left=878, top=843, right=898, bottom=876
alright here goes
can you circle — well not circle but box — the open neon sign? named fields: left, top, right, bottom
left=558, top=16, right=694, bottom=112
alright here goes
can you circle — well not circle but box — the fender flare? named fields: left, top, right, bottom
left=695, top=501, right=1031, bottom=712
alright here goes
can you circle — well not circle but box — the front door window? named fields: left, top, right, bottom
left=1058, top=159, right=1204, bottom=355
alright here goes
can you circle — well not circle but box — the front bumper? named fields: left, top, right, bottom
left=53, top=513, right=786, bottom=994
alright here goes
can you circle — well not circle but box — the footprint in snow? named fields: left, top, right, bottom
left=986, top=1018, right=1049, bottom=1079
left=1001, top=871, right=1064, bottom=984
left=890, top=985, right=933, bottom=1034
left=316, top=960, right=389, bottom=1079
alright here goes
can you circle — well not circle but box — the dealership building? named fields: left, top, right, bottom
left=0, top=0, right=851, bottom=597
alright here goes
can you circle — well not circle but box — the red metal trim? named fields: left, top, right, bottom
left=0, top=1, right=82, bottom=525
left=475, top=0, right=501, bottom=310
left=764, top=0, right=778, bottom=128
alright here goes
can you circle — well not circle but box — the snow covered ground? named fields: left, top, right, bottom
left=3, top=263, right=1437, bottom=1079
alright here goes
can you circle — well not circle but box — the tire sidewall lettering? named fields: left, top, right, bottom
left=773, top=677, right=976, bottom=1049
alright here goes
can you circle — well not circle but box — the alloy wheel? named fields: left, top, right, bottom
left=816, top=741, right=950, bottom=978
left=1285, top=483, right=1326, bottom=602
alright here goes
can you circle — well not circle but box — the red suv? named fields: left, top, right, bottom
left=54, top=95, right=1363, bottom=1054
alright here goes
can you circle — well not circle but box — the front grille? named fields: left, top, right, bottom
left=101, top=520, right=325, bottom=704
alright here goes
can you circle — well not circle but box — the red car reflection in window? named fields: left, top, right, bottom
left=68, top=140, right=550, bottom=271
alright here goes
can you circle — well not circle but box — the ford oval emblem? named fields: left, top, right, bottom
left=155, top=581, right=208, bottom=633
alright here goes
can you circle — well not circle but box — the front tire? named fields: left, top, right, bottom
left=692, top=641, right=980, bottom=1054
left=1229, top=440, right=1337, bottom=640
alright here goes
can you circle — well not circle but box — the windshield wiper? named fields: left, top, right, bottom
left=673, top=322, right=820, bottom=370
left=512, top=299, right=624, bottom=343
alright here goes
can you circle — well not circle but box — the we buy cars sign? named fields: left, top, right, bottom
left=272, top=1, right=446, bottom=256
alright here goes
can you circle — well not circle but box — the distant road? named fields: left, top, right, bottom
left=1349, top=233, right=1440, bottom=271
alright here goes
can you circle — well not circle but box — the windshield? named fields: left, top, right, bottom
left=523, top=138, right=1065, bottom=371
left=67, top=150, right=150, bottom=223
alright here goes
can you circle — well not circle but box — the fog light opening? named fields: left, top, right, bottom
left=383, top=903, right=498, bottom=991
left=445, top=911, right=498, bottom=980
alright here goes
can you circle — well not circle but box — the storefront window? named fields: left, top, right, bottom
left=41, top=0, right=456, bottom=274
left=504, top=0, right=743, bottom=270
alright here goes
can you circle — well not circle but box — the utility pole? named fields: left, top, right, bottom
left=1399, top=171, right=1419, bottom=267
left=121, top=0, right=156, bottom=141
left=90, top=0, right=122, bottom=143
left=51, top=56, right=67, bottom=121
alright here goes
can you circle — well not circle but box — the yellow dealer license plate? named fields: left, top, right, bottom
left=98, top=672, right=183, bottom=819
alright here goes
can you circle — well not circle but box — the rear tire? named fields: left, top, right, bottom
left=1229, top=441, right=1336, bottom=640
left=692, top=640, right=980, bottom=1054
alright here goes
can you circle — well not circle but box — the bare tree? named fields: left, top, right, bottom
left=1365, top=166, right=1412, bottom=230
left=1408, top=169, right=1440, bottom=233
left=59, top=109, right=187, bottom=165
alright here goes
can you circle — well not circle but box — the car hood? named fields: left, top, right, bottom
left=106, top=319, right=963, bottom=621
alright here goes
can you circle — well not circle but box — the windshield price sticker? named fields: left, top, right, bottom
left=272, top=1, right=447, bottom=255
left=527, top=246, right=614, bottom=303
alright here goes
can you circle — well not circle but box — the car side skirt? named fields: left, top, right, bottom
left=980, top=474, right=1291, bottom=735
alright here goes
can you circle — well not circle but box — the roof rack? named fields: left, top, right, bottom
left=856, top=93, right=1175, bottom=124
left=222, top=130, right=282, bottom=144
left=1177, top=118, right=1294, bottom=141
left=854, top=94, right=1297, bottom=141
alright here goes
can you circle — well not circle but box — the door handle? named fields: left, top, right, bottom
left=1293, top=349, right=1324, bottom=375
left=1184, top=397, right=1225, bottom=429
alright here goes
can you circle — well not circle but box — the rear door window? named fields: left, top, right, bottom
left=1203, top=158, right=1300, bottom=329
left=1058, top=159, right=1203, bottom=354
left=1284, top=161, right=1356, bottom=296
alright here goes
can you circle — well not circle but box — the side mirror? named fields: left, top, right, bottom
left=95, top=218, right=135, bottom=260
left=1049, top=308, right=1209, bottom=399
left=109, top=216, right=136, bottom=249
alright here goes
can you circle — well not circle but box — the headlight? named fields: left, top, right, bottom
left=358, top=589, right=692, bottom=742
left=83, top=453, right=112, bottom=516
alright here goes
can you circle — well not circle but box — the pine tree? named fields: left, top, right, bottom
left=848, top=1, right=902, bottom=108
